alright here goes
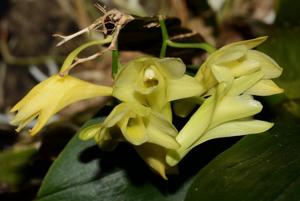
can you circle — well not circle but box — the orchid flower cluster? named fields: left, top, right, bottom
left=10, top=36, right=283, bottom=179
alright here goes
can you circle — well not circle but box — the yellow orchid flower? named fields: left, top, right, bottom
left=166, top=119, right=273, bottom=166
left=167, top=37, right=285, bottom=166
left=10, top=75, right=112, bottom=135
left=195, top=36, right=283, bottom=93
left=113, top=57, right=205, bottom=111
left=166, top=82, right=276, bottom=166
left=174, top=37, right=283, bottom=118
left=10, top=37, right=116, bottom=136
left=79, top=102, right=180, bottom=149
left=79, top=120, right=176, bottom=180
left=78, top=102, right=180, bottom=179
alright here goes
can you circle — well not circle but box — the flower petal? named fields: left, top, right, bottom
left=104, top=103, right=130, bottom=128
left=57, top=75, right=113, bottom=110
left=227, top=71, right=264, bottom=96
left=210, top=95, right=263, bottom=129
left=223, top=36, right=268, bottom=50
left=215, top=45, right=247, bottom=64
left=148, top=111, right=178, bottom=137
left=161, top=103, right=172, bottom=122
left=167, top=75, right=205, bottom=102
left=245, top=79, right=284, bottom=96
left=79, top=120, right=101, bottom=140
left=156, top=57, right=186, bottom=79
left=194, top=36, right=268, bottom=83
left=15, top=113, right=38, bottom=132
left=113, top=60, right=143, bottom=102
left=119, top=115, right=148, bottom=145
left=166, top=119, right=273, bottom=166
left=10, top=75, right=61, bottom=113
left=211, top=65, right=234, bottom=84
left=166, top=148, right=183, bottom=167
left=30, top=107, right=56, bottom=135
left=135, top=144, right=169, bottom=180
left=175, top=91, right=217, bottom=149
left=147, top=125, right=179, bottom=149
left=247, top=50, right=283, bottom=79
left=227, top=59, right=260, bottom=77
left=196, top=120, right=273, bottom=145
left=146, top=74, right=167, bottom=110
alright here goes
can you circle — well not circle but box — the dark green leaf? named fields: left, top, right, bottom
left=283, top=100, right=300, bottom=118
left=0, top=146, right=37, bottom=185
left=36, top=119, right=193, bottom=201
left=185, top=112, right=300, bottom=201
left=275, top=0, right=300, bottom=26
left=258, top=27, right=300, bottom=100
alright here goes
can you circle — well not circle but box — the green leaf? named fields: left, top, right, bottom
left=36, top=119, right=193, bottom=201
left=284, top=100, right=300, bottom=118
left=258, top=27, right=300, bottom=100
left=275, top=0, right=300, bottom=26
left=0, top=146, right=37, bottom=185
left=185, top=112, right=300, bottom=201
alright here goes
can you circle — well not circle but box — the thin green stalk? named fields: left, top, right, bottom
left=112, top=49, right=119, bottom=78
left=60, top=36, right=113, bottom=74
left=159, top=16, right=169, bottom=58
left=167, top=40, right=216, bottom=54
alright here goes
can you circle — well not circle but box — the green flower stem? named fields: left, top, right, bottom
left=159, top=16, right=216, bottom=57
left=167, top=40, right=216, bottom=54
left=60, top=36, right=113, bottom=74
left=112, top=49, right=119, bottom=78
left=159, top=16, right=169, bottom=58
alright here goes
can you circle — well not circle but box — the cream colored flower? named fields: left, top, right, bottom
left=113, top=57, right=205, bottom=111
left=174, top=37, right=284, bottom=118
left=166, top=83, right=275, bottom=166
left=195, top=36, right=283, bottom=95
left=79, top=102, right=179, bottom=149
left=10, top=75, right=112, bottom=135
left=79, top=118, right=177, bottom=179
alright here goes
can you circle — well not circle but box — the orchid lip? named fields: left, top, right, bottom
left=143, top=67, right=159, bottom=88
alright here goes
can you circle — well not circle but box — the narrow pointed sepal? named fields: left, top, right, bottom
left=135, top=144, right=170, bottom=180
left=167, top=75, right=205, bottom=102
left=245, top=80, right=284, bottom=96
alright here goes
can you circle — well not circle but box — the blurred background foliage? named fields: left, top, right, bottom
left=0, top=0, right=299, bottom=200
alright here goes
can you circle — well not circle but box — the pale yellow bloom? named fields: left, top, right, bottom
left=167, top=38, right=285, bottom=166
left=113, top=57, right=205, bottom=111
left=195, top=36, right=283, bottom=95
left=79, top=102, right=179, bottom=149
left=79, top=102, right=179, bottom=179
left=10, top=75, right=112, bottom=135
left=166, top=119, right=273, bottom=166
left=79, top=119, right=176, bottom=179
left=174, top=37, right=284, bottom=118
left=166, top=83, right=275, bottom=166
